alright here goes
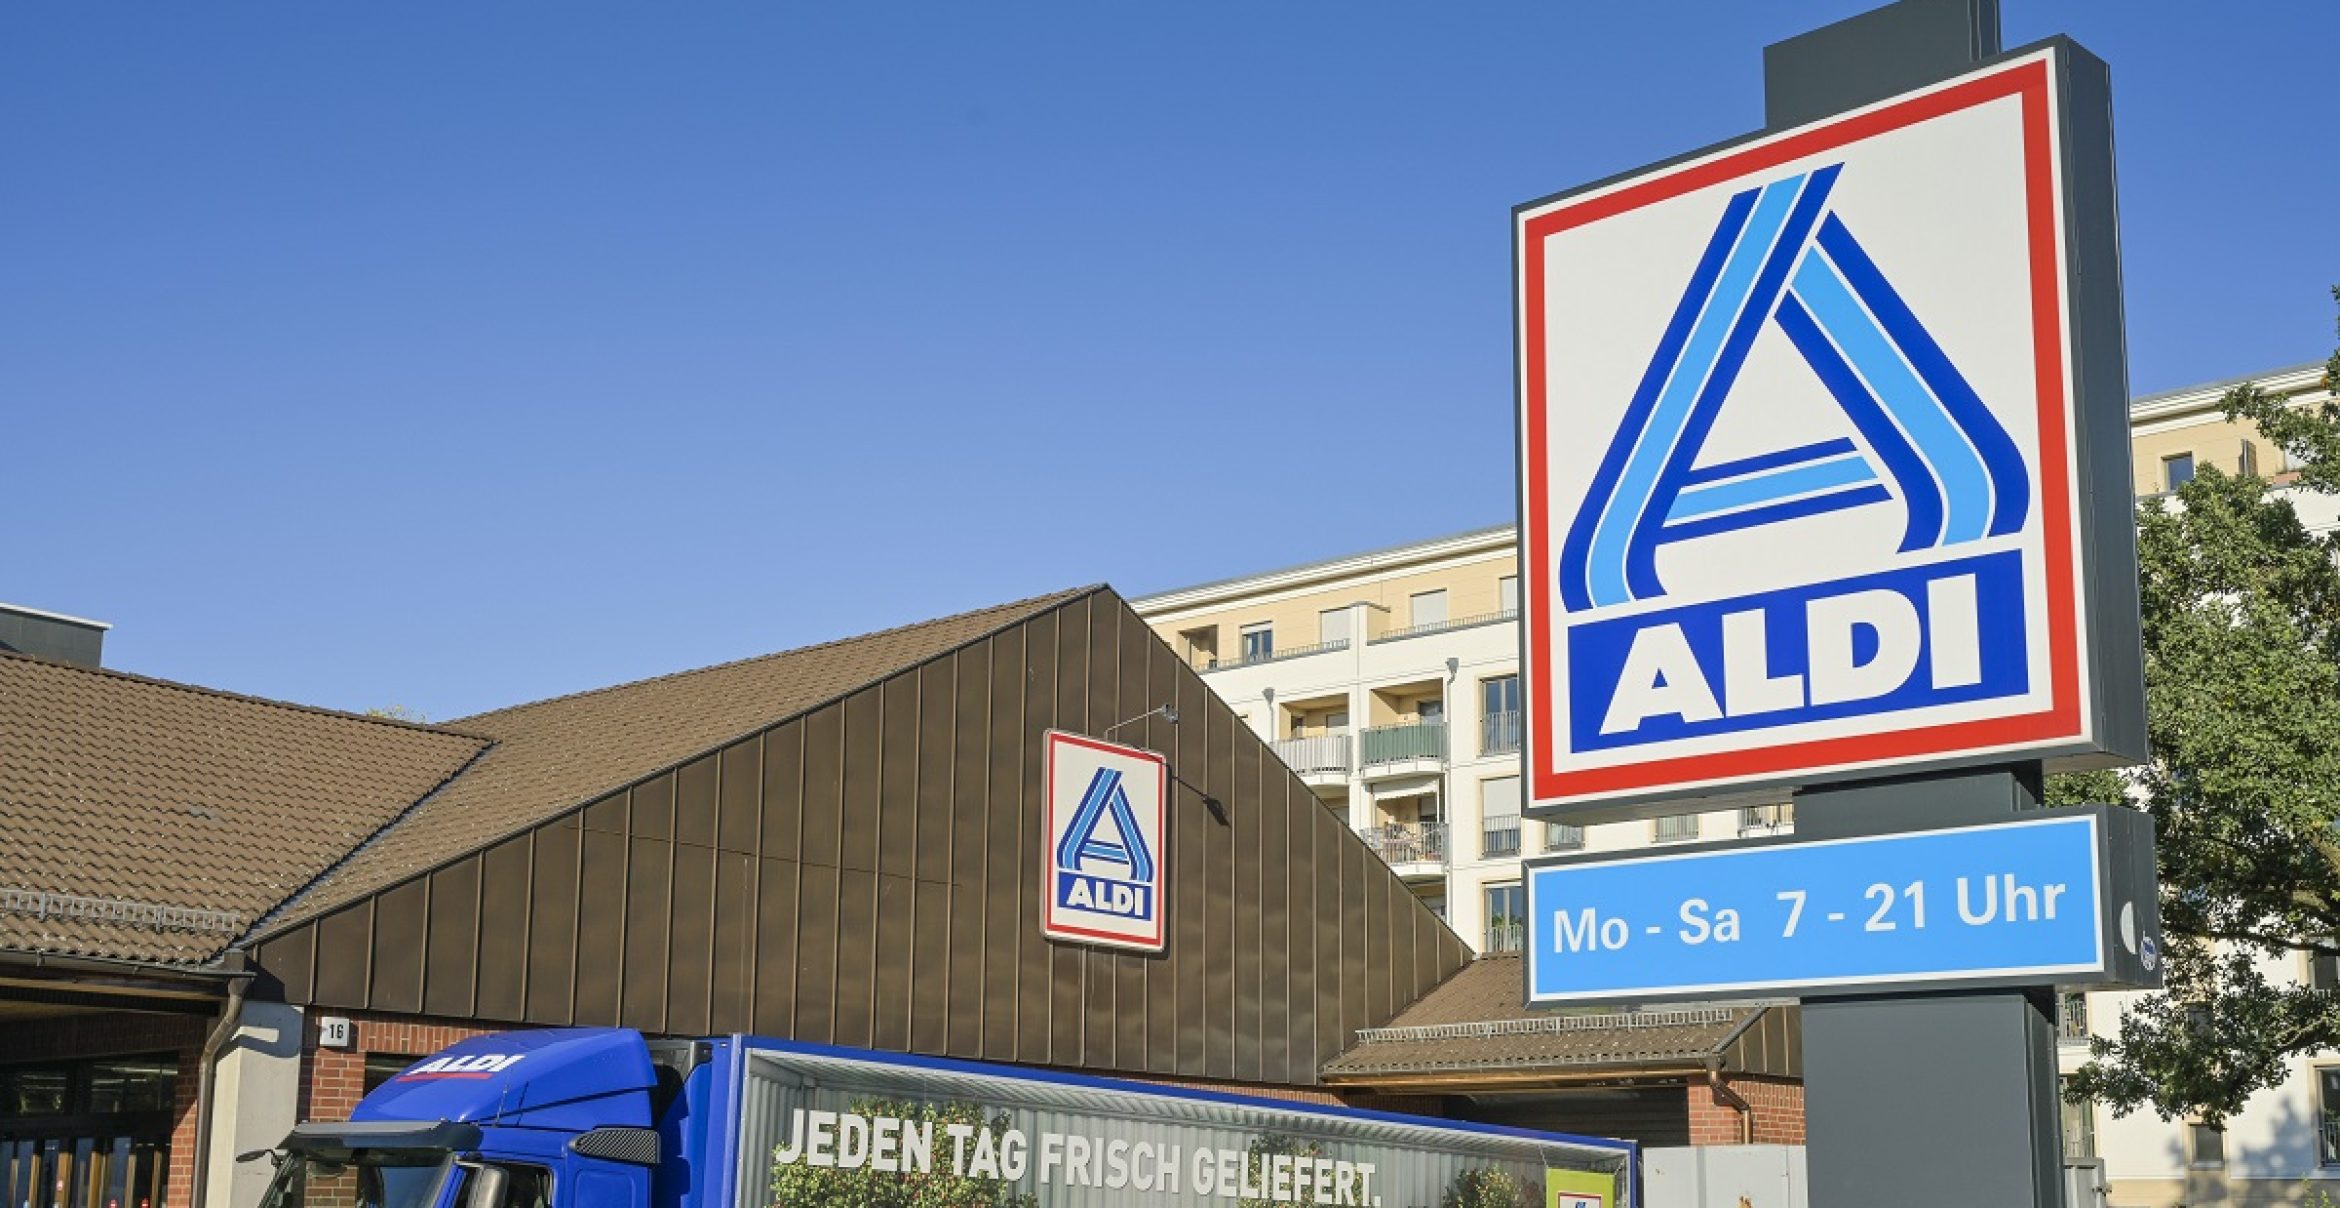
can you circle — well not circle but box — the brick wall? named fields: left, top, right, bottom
left=298, top=1012, right=509, bottom=1122
left=1687, top=1074, right=1806, bottom=1146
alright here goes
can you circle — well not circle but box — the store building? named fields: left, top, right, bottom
left=2, top=583, right=1758, bottom=1208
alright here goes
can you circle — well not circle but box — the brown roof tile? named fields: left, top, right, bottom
left=264, top=587, right=1093, bottom=930
left=1321, top=953, right=1756, bottom=1079
left=0, top=653, right=487, bottom=965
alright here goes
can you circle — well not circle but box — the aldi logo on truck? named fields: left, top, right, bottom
left=1517, top=49, right=2137, bottom=814
left=1041, top=731, right=1167, bottom=952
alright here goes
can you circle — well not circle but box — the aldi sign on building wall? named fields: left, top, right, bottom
left=1516, top=46, right=2144, bottom=818
left=1041, top=731, right=1169, bottom=952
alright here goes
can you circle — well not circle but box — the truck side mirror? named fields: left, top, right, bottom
left=462, top=1166, right=508, bottom=1208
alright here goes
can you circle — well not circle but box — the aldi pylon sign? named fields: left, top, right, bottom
left=1516, top=46, right=2144, bottom=817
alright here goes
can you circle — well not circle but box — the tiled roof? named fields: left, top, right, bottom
left=1321, top=954, right=1756, bottom=1079
left=0, top=653, right=487, bottom=965
left=263, top=587, right=1093, bottom=929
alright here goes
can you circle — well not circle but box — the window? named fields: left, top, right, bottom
left=2061, top=1077, right=2096, bottom=1159
left=84, top=1058, right=175, bottom=1114
left=1177, top=625, right=1218, bottom=666
left=364, top=1053, right=423, bottom=1095
left=1325, top=710, right=1350, bottom=735
left=1499, top=575, right=1520, bottom=614
left=2165, top=452, right=2196, bottom=490
left=1654, top=813, right=1701, bottom=843
left=2311, top=945, right=2339, bottom=991
left=0, top=1054, right=177, bottom=1118
left=1481, top=675, right=1521, bottom=755
left=1739, top=804, right=1791, bottom=833
left=1485, top=883, right=1525, bottom=953
left=1417, top=698, right=1445, bottom=723
left=1319, top=607, right=1352, bottom=646
left=1545, top=821, right=1585, bottom=852
left=2057, top=992, right=2089, bottom=1043
left=1482, top=777, right=1522, bottom=858
left=1410, top=590, right=1448, bottom=629
left=2317, top=1067, right=2340, bottom=1165
left=1239, top=622, right=1273, bottom=663
left=1289, top=713, right=1310, bottom=739
left=2189, top=1120, right=2225, bottom=1168
left=2240, top=440, right=2260, bottom=477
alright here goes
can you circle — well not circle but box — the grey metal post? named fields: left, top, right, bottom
left=1769, top=4, right=2072, bottom=1205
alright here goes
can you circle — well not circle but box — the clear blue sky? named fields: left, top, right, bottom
left=5, top=3, right=2334, bottom=720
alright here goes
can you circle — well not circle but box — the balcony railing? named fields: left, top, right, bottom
left=1481, top=710, right=1522, bottom=756
left=1485, top=918, right=1525, bottom=953
left=1544, top=821, right=1586, bottom=853
left=1360, top=721, right=1447, bottom=767
left=1193, top=639, right=1349, bottom=672
left=1482, top=817, right=1521, bottom=859
left=1272, top=733, right=1352, bottom=777
left=2058, top=993, right=2090, bottom=1043
left=1370, top=608, right=1521, bottom=645
left=1357, top=821, right=1447, bottom=868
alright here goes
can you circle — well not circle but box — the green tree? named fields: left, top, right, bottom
left=2058, top=289, right=2340, bottom=1125
left=767, top=1098, right=1036, bottom=1208
left=1439, top=1167, right=1530, bottom=1208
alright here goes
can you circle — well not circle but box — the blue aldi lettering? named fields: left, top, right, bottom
left=1566, top=550, right=2027, bottom=751
left=1055, top=873, right=1153, bottom=919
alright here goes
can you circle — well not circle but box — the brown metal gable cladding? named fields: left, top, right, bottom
left=249, top=588, right=1473, bottom=1085
left=262, top=587, right=1091, bottom=931
left=0, top=652, right=488, bottom=966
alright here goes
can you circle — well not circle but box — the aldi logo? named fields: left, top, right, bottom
left=1517, top=48, right=2135, bottom=814
left=1041, top=731, right=1168, bottom=952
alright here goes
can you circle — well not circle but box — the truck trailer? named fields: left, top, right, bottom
left=247, top=1028, right=1635, bottom=1208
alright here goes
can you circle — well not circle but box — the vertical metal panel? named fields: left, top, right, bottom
left=1311, top=802, right=1345, bottom=1072
left=1142, top=632, right=1181, bottom=1075
left=621, top=833, right=673, bottom=1032
left=760, top=721, right=804, bottom=863
left=423, top=859, right=481, bottom=1019
left=710, top=849, right=754, bottom=1033
left=947, top=645, right=989, bottom=1059
left=908, top=871, right=949, bottom=1054
left=1017, top=611, right=1058, bottom=1064
left=573, top=825, right=625, bottom=1025
left=254, top=930, right=314, bottom=1005
left=676, top=755, right=718, bottom=849
left=312, top=902, right=372, bottom=1007
left=1201, top=700, right=1237, bottom=1081
left=1170, top=651, right=1208, bottom=1076
left=914, top=660, right=956, bottom=887
left=583, top=794, right=626, bottom=835
left=667, top=838, right=715, bottom=1037
left=1365, top=865, right=1397, bottom=1030
left=839, top=688, right=882, bottom=875
left=794, top=862, right=839, bottom=1044
left=872, top=873, right=915, bottom=1051
left=831, top=867, right=876, bottom=1049
left=370, top=880, right=428, bottom=1014
left=632, top=774, right=676, bottom=842
left=476, top=835, right=531, bottom=1021
left=718, top=740, right=761, bottom=855
left=1287, top=777, right=1320, bottom=1079
left=527, top=819, right=582, bottom=1024
left=878, top=674, right=918, bottom=882
left=800, top=708, right=843, bottom=869
left=1046, top=603, right=1086, bottom=1067
left=1231, top=718, right=1264, bottom=1083
left=1339, top=826, right=1371, bottom=1055
left=1083, top=600, right=1129, bottom=1072
left=751, top=858, right=799, bottom=1037
left=1258, top=772, right=1294, bottom=1085
left=980, top=630, right=1024, bottom=1060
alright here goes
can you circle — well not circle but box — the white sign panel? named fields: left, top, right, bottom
left=1517, top=49, right=2115, bottom=815
left=1041, top=730, right=1168, bottom=952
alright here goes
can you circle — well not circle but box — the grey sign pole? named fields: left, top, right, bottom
left=1768, top=5, right=2131, bottom=1205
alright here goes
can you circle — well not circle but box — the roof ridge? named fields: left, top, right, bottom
left=450, top=584, right=1102, bottom=725
left=0, top=648, right=496, bottom=743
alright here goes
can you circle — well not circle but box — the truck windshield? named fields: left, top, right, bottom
left=257, top=1151, right=453, bottom=1208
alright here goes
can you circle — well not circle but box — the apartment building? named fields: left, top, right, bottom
left=1135, top=357, right=2338, bottom=1205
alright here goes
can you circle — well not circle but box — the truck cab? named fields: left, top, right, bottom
left=249, top=1031, right=685, bottom=1208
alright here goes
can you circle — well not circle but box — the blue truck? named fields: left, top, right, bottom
left=246, top=1028, right=1635, bottom=1208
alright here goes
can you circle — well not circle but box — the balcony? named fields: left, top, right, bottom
left=1482, top=816, right=1521, bottom=860
left=1480, top=710, right=1521, bottom=756
left=1484, top=918, right=1525, bottom=953
left=2058, top=993, right=2090, bottom=1045
left=1193, top=639, right=1348, bottom=673
left=1359, top=721, right=1447, bottom=781
left=1369, top=608, right=1520, bottom=645
left=1356, top=821, right=1447, bottom=878
left=1271, top=733, right=1352, bottom=784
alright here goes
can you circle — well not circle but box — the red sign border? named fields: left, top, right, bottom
left=1040, top=729, right=1171, bottom=952
left=1520, top=52, right=2084, bottom=807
